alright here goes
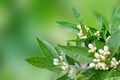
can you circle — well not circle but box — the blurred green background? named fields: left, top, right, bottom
left=0, top=0, right=120, bottom=80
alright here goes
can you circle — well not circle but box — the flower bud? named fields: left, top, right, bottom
left=104, top=46, right=109, bottom=51
left=88, top=43, right=93, bottom=49
left=95, top=53, right=100, bottom=58
left=99, top=49, right=104, bottom=54
left=89, top=63, right=95, bottom=68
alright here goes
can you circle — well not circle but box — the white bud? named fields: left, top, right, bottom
left=88, top=50, right=92, bottom=53
left=85, top=25, right=89, bottom=31
left=93, top=47, right=97, bottom=50
left=88, top=43, right=93, bottom=49
left=77, top=32, right=83, bottom=37
left=101, top=56, right=106, bottom=61
left=116, top=62, right=119, bottom=65
left=53, top=58, right=59, bottom=62
left=89, top=63, right=95, bottom=68
left=93, top=59, right=100, bottom=62
left=105, top=67, right=109, bottom=70
left=112, top=57, right=116, bottom=61
left=104, top=51, right=110, bottom=55
left=53, top=61, right=59, bottom=66
left=99, top=49, right=104, bottom=54
left=63, top=62, right=69, bottom=68
left=94, top=31, right=100, bottom=36
left=61, top=66, right=67, bottom=70
left=119, top=60, right=120, bottom=63
left=83, top=36, right=87, bottom=39
left=95, top=53, right=100, bottom=58
left=104, top=46, right=109, bottom=51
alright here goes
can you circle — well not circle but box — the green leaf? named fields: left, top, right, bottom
left=89, top=70, right=120, bottom=80
left=82, top=69, right=97, bottom=80
left=80, top=22, right=88, bottom=35
left=111, top=8, right=120, bottom=34
left=26, top=56, right=68, bottom=78
left=26, top=57, right=58, bottom=72
left=93, top=12, right=109, bottom=31
left=107, top=30, right=120, bottom=58
left=72, top=8, right=88, bottom=35
left=93, top=12, right=109, bottom=40
left=72, top=7, right=84, bottom=23
left=58, top=45, right=94, bottom=63
left=56, top=74, right=70, bottom=80
left=93, top=40, right=105, bottom=49
left=56, top=21, right=79, bottom=33
left=89, top=27, right=97, bottom=36
left=104, top=77, right=120, bottom=80
left=54, top=70, right=68, bottom=80
left=36, top=38, right=59, bottom=60
left=93, top=12, right=103, bottom=31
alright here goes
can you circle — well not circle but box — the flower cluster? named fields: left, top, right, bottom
left=53, top=56, right=89, bottom=80
left=68, top=63, right=80, bottom=80
left=68, top=63, right=89, bottom=80
left=77, top=24, right=88, bottom=39
left=89, top=44, right=120, bottom=70
left=53, top=56, right=69, bottom=70
left=110, top=57, right=120, bottom=69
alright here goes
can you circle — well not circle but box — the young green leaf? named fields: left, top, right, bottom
left=93, top=12, right=109, bottom=40
left=36, top=38, right=59, bottom=60
left=72, top=8, right=88, bottom=35
left=107, top=30, right=120, bottom=58
left=111, top=8, right=120, bottom=34
left=58, top=45, right=94, bottom=63
left=56, top=21, right=79, bottom=33
left=72, top=7, right=84, bottom=23
left=93, top=12, right=103, bottom=31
